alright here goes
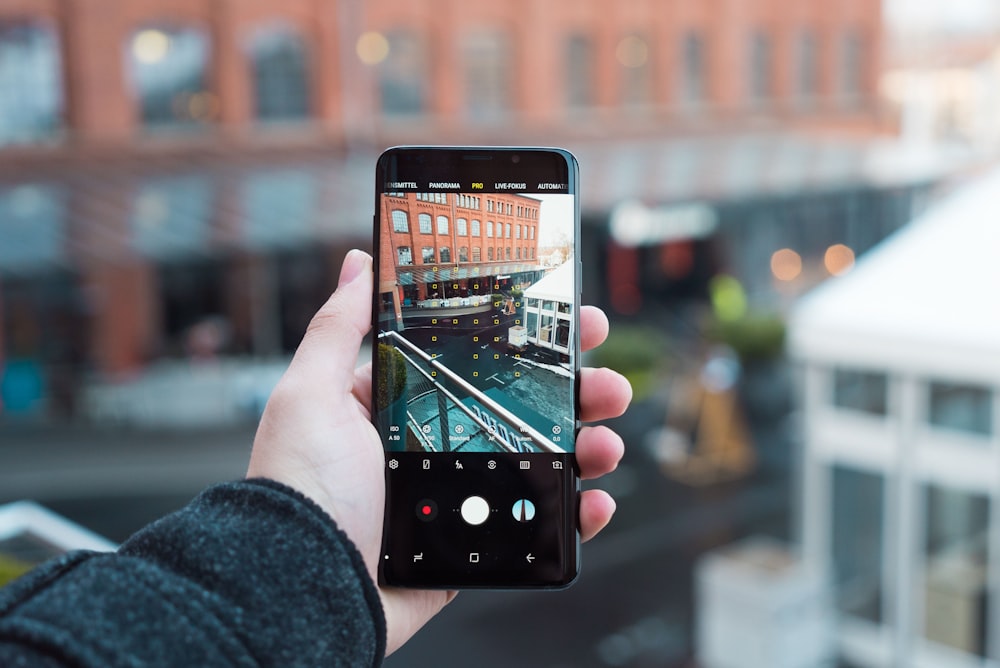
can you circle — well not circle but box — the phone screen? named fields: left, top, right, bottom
left=373, top=147, right=580, bottom=588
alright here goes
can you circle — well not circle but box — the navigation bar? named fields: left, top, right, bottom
left=384, top=180, right=569, bottom=194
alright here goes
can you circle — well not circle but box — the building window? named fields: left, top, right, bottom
left=680, top=31, right=706, bottom=106
left=459, top=246, right=469, bottom=262
left=488, top=247, right=494, bottom=261
left=921, top=484, right=990, bottom=657
left=472, top=247, right=481, bottom=262
left=618, top=34, right=651, bottom=108
left=0, top=21, right=63, bottom=145
left=132, top=176, right=212, bottom=258
left=462, top=31, right=510, bottom=119
left=841, top=29, right=864, bottom=102
left=530, top=226, right=535, bottom=240
left=516, top=247, right=521, bottom=260
left=127, top=26, right=213, bottom=129
left=505, top=223, right=511, bottom=238
left=0, top=184, right=66, bottom=272
left=748, top=30, right=772, bottom=103
left=471, top=219, right=481, bottom=236
left=249, top=24, right=311, bottom=122
left=439, top=246, right=451, bottom=263
left=832, top=368, right=888, bottom=416
left=422, top=246, right=435, bottom=263
left=397, top=246, right=413, bottom=265
left=457, top=218, right=468, bottom=236
left=796, top=29, right=818, bottom=103
left=419, top=213, right=432, bottom=234
left=566, top=33, right=594, bottom=109
left=437, top=215, right=449, bottom=235
left=505, top=247, right=511, bottom=260
left=487, top=221, right=494, bottom=237
left=515, top=224, right=521, bottom=239
left=391, top=210, right=409, bottom=232
left=928, top=382, right=993, bottom=436
left=378, top=30, right=426, bottom=115
left=832, top=466, right=884, bottom=624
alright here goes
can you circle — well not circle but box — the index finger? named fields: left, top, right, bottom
left=580, top=305, right=609, bottom=352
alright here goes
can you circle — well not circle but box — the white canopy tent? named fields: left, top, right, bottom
left=788, top=166, right=1000, bottom=668
left=789, top=166, right=1000, bottom=382
left=523, top=260, right=577, bottom=305
left=522, top=261, right=576, bottom=355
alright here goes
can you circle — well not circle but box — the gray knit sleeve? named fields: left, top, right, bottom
left=0, top=479, right=387, bottom=667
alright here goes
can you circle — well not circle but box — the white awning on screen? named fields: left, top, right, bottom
left=524, top=261, right=576, bottom=305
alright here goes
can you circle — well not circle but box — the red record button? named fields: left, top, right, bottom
left=415, top=499, right=438, bottom=521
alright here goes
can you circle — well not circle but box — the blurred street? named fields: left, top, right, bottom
left=0, top=423, right=254, bottom=542
left=2, top=396, right=792, bottom=667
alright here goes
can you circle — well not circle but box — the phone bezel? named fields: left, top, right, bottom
left=372, top=146, right=581, bottom=589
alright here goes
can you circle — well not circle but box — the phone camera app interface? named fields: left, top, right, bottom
left=376, top=189, right=576, bottom=456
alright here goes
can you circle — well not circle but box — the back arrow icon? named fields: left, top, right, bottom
left=525, top=553, right=535, bottom=563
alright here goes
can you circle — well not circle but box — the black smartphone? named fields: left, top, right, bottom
left=372, top=146, right=581, bottom=589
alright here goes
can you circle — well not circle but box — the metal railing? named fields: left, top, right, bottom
left=379, top=330, right=564, bottom=454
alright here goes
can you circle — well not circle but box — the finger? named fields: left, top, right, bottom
left=579, top=367, right=632, bottom=422
left=576, top=425, right=624, bottom=480
left=580, top=305, right=609, bottom=352
left=291, top=250, right=372, bottom=389
left=579, top=489, right=616, bottom=543
left=352, top=363, right=373, bottom=419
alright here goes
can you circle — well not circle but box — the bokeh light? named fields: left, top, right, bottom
left=356, top=31, right=390, bottom=65
left=132, top=29, right=171, bottom=64
left=709, top=275, right=748, bottom=322
left=770, top=248, right=802, bottom=281
left=824, top=243, right=855, bottom=276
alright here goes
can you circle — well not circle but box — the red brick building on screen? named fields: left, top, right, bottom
left=377, top=192, right=542, bottom=324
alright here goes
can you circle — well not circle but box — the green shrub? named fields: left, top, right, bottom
left=376, top=344, right=408, bottom=408
left=708, top=313, right=786, bottom=363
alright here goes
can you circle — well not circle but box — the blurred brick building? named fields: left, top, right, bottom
left=2, top=0, right=882, bottom=149
left=1, top=0, right=906, bottom=417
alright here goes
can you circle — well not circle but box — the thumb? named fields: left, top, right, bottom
left=291, top=249, right=372, bottom=388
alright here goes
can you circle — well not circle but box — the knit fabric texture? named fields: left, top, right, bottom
left=0, top=478, right=386, bottom=667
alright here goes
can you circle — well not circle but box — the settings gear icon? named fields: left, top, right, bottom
left=388, top=459, right=399, bottom=470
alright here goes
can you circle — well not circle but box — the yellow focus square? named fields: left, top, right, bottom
left=432, top=319, right=438, bottom=324
left=494, top=354, right=500, bottom=360
left=473, top=336, right=479, bottom=342
left=515, top=372, right=521, bottom=377
left=431, top=336, right=437, bottom=342
left=473, top=371, right=479, bottom=377
left=473, top=354, right=479, bottom=359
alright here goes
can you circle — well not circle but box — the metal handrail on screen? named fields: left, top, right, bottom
left=378, top=330, right=564, bottom=454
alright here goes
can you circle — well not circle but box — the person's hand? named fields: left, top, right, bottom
left=247, top=250, right=631, bottom=655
